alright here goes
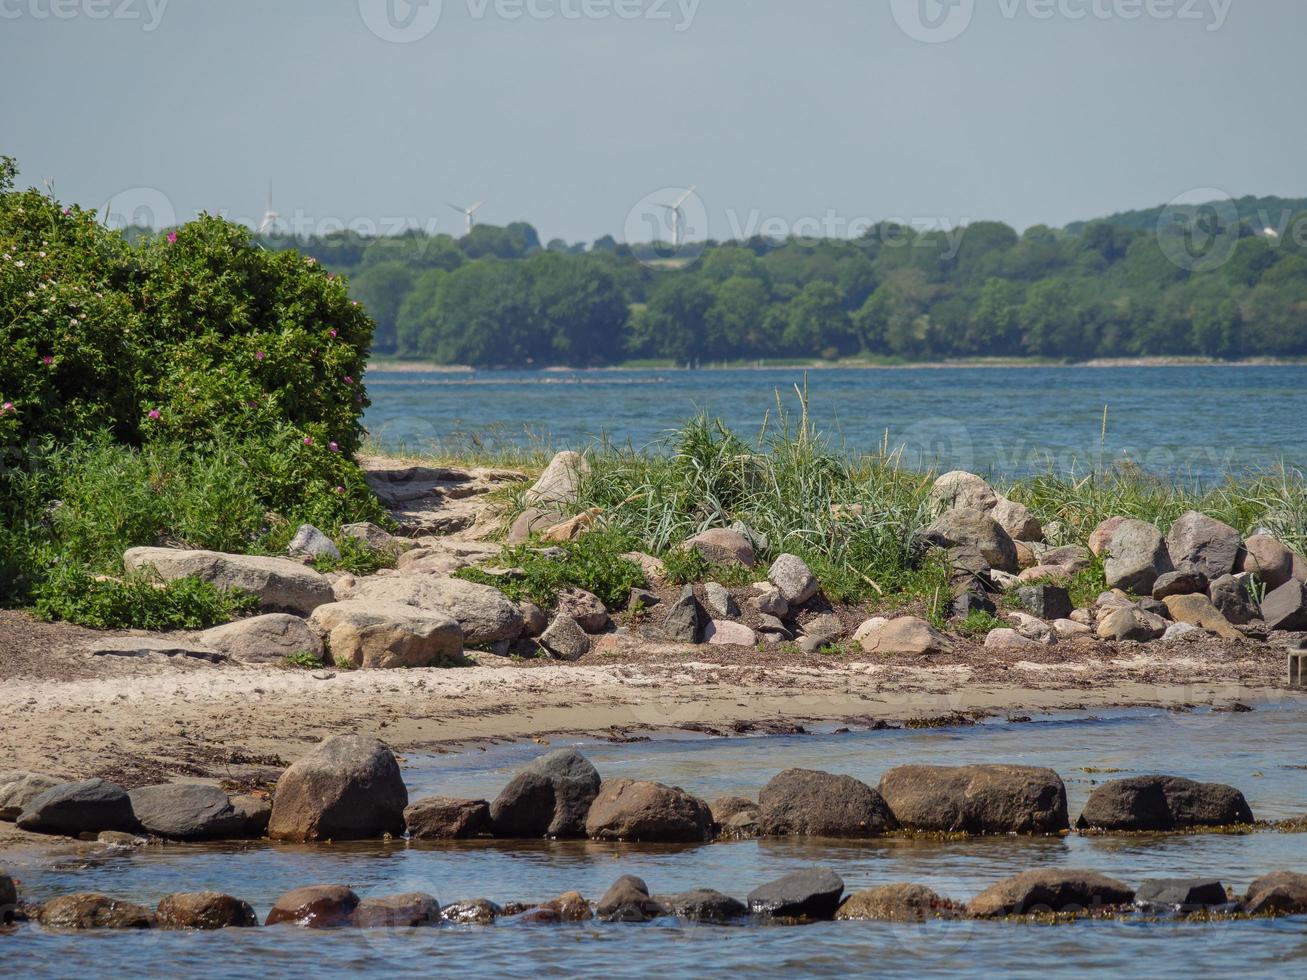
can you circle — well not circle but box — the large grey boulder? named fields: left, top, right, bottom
left=758, top=769, right=897, bottom=838
left=156, top=892, right=260, bottom=929
left=1104, top=520, right=1172, bottom=594
left=309, top=600, right=462, bottom=669
left=1238, top=534, right=1296, bottom=590
left=1245, top=872, right=1307, bottom=916
left=681, top=528, right=756, bottom=567
left=991, top=496, right=1043, bottom=543
left=123, top=547, right=333, bottom=615
left=1096, top=606, right=1168, bottom=641
left=267, top=735, right=407, bottom=842
left=767, top=554, right=819, bottom=606
left=913, top=508, right=1019, bottom=574
left=346, top=576, right=524, bottom=645
left=968, top=869, right=1134, bottom=917
left=1209, top=573, right=1260, bottom=625
left=584, top=779, right=712, bottom=843
left=1135, top=878, right=1228, bottom=910
left=661, top=585, right=701, bottom=643
left=539, top=613, right=591, bottom=661
left=127, top=783, right=259, bottom=840
left=490, top=749, right=601, bottom=839
left=200, top=614, right=325, bottom=665
left=1076, top=775, right=1253, bottom=831
left=661, top=889, right=747, bottom=923
left=340, top=522, right=414, bottom=557
left=853, top=616, right=953, bottom=656
left=37, top=893, right=156, bottom=929
left=265, top=885, right=360, bottom=928
left=288, top=524, right=340, bottom=562
left=1166, top=511, right=1242, bottom=580
left=0, top=773, right=60, bottom=821
left=524, top=451, right=588, bottom=506
left=17, top=779, right=137, bottom=835
left=877, top=764, right=1068, bottom=835
left=404, top=797, right=491, bottom=839
left=1262, top=579, right=1307, bottom=632
left=596, top=875, right=664, bottom=922
left=747, top=867, right=844, bottom=919
left=929, top=471, right=999, bottom=513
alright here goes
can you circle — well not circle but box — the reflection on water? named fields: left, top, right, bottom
left=7, top=706, right=1307, bottom=977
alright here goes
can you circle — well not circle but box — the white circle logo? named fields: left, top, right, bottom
left=890, top=0, right=976, bottom=44
left=358, top=0, right=443, bottom=43
left=1157, top=187, right=1240, bottom=273
left=623, top=186, right=709, bottom=268
left=102, top=186, right=177, bottom=233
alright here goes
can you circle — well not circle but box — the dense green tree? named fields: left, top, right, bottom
left=349, top=261, right=414, bottom=352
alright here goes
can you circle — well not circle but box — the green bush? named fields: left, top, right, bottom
left=457, top=529, right=646, bottom=610
left=34, top=566, right=256, bottom=630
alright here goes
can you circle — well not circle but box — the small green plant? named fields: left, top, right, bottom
left=283, top=651, right=324, bottom=669
left=34, top=568, right=256, bottom=630
left=457, top=528, right=645, bottom=609
left=955, top=610, right=1006, bottom=638
left=333, top=655, right=359, bottom=671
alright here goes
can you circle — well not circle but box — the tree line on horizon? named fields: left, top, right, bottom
left=245, top=196, right=1307, bottom=367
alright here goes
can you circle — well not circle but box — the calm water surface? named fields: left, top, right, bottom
left=8, top=706, right=1307, bottom=977
left=362, top=365, right=1307, bottom=481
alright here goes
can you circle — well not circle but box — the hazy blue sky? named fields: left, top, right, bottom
left=2, top=0, right=1301, bottom=244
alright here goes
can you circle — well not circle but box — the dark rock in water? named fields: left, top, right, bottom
left=1167, top=511, right=1242, bottom=581
left=490, top=748, right=601, bottom=839
left=747, top=867, right=844, bottom=919
left=156, top=892, right=260, bottom=929
left=1244, top=872, right=1307, bottom=916
left=128, top=783, right=253, bottom=840
left=1152, top=569, right=1209, bottom=600
left=1135, top=878, right=1228, bottom=910
left=37, top=893, right=156, bottom=929
left=968, top=869, right=1134, bottom=917
left=585, top=779, right=712, bottom=842
left=17, top=779, right=136, bottom=836
left=758, top=768, right=897, bottom=838
left=952, top=590, right=997, bottom=619
left=1076, top=775, right=1253, bottom=831
left=0, top=869, right=16, bottom=922
left=836, top=883, right=961, bottom=921
left=0, top=773, right=60, bottom=821
left=1262, top=580, right=1307, bottom=632
left=405, top=797, right=492, bottom=840
left=352, top=893, right=442, bottom=928
left=877, top=764, right=1069, bottom=835
left=1208, top=573, right=1260, bottom=625
left=537, top=891, right=592, bottom=922
left=661, top=889, right=747, bottom=923
left=265, top=886, right=360, bottom=928
left=596, top=875, right=665, bottom=922
left=441, top=899, right=501, bottom=925
left=1017, top=585, right=1073, bottom=622
left=267, top=734, right=407, bottom=842
left=662, top=585, right=702, bottom=643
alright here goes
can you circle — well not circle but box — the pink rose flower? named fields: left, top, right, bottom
left=167, top=231, right=178, bottom=245
left=256, top=351, right=265, bottom=361
left=329, top=441, right=340, bottom=453
left=303, top=436, right=313, bottom=446
left=0, top=402, right=14, bottom=414
left=41, top=355, right=53, bottom=366
left=147, top=409, right=161, bottom=420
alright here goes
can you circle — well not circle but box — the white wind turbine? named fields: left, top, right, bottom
left=258, top=184, right=281, bottom=235
left=448, top=200, right=485, bottom=235
left=657, top=185, right=697, bottom=248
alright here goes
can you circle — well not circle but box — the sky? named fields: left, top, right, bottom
left=2, top=0, right=1302, bottom=245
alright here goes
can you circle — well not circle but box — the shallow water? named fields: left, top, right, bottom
left=7, top=705, right=1307, bottom=976
left=362, top=364, right=1307, bottom=480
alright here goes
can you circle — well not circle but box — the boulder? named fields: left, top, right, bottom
left=37, top=893, right=155, bottom=929
left=288, top=524, right=340, bottom=562
left=758, top=768, right=897, bottom=838
left=0, top=869, right=15, bottom=922
left=352, top=893, right=442, bottom=928
left=1244, top=871, right=1307, bottom=916
left=16, top=779, right=136, bottom=835
left=984, top=628, right=1041, bottom=651
left=747, top=867, right=844, bottom=920
left=440, top=899, right=501, bottom=924
left=1152, top=569, right=1208, bottom=600
left=127, top=783, right=257, bottom=840
left=702, top=582, right=738, bottom=618
left=661, top=889, right=747, bottom=923
left=682, top=528, right=756, bottom=567
left=661, top=585, right=701, bottom=643
left=524, top=451, right=588, bottom=506
left=703, top=620, right=756, bottom=646
left=200, top=614, right=326, bottom=665
left=1238, top=535, right=1296, bottom=590
left=490, top=749, right=601, bottom=839
left=1135, top=878, right=1228, bottom=910
left=1162, top=593, right=1241, bottom=639
left=929, top=471, right=999, bottom=513
left=519, top=601, right=548, bottom=637
left=768, top=554, right=819, bottom=606
left=346, top=576, right=524, bottom=646
left=309, top=600, right=462, bottom=668
left=1262, top=579, right=1307, bottom=632
left=1053, top=618, right=1093, bottom=639
left=1163, top=622, right=1203, bottom=642
left=1017, top=585, right=1072, bottom=621
left=267, top=735, right=408, bottom=842
left=992, top=496, right=1043, bottom=543
left=853, top=616, right=953, bottom=656
left=340, top=522, right=413, bottom=557
left=954, top=591, right=997, bottom=619
left=1209, top=573, right=1261, bottom=625
left=0, top=773, right=60, bottom=821
left=749, top=585, right=789, bottom=618
left=878, top=764, right=1069, bottom=835
left=623, top=552, right=668, bottom=585
left=1034, top=544, right=1093, bottom=573
left=265, top=886, right=360, bottom=928
left=555, top=588, right=610, bottom=634
left=709, top=796, right=760, bottom=838
left=836, top=884, right=960, bottom=921
left=1088, top=516, right=1128, bottom=557
left=1104, top=520, right=1172, bottom=595
left=1017, top=564, right=1072, bottom=585
left=230, top=795, right=271, bottom=836
left=1076, top=775, right=1253, bottom=831
left=533, top=891, right=592, bottom=922
left=156, top=892, right=259, bottom=929
left=1167, top=511, right=1242, bottom=580
left=968, top=870, right=1134, bottom=918
left=1096, top=606, right=1167, bottom=642
left=913, top=508, right=1019, bottom=574
left=596, top=875, right=664, bottom=922
left=584, top=779, right=711, bottom=843
left=404, top=797, right=492, bottom=839
left=507, top=506, right=564, bottom=544
left=539, top=613, right=591, bottom=661
left=123, top=547, right=333, bottom=615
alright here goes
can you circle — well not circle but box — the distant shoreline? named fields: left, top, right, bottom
left=367, top=356, right=1307, bottom=374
